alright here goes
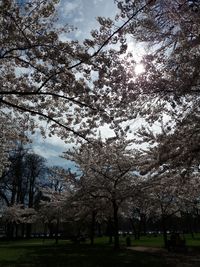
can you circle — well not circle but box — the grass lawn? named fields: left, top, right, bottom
left=0, top=238, right=168, bottom=267
left=0, top=235, right=200, bottom=267
left=125, top=233, right=200, bottom=248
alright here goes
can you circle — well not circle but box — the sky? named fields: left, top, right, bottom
left=57, top=0, right=118, bottom=40
left=31, top=0, right=146, bottom=169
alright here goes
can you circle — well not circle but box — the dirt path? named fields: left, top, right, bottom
left=128, top=246, right=166, bottom=253
left=128, top=246, right=200, bottom=267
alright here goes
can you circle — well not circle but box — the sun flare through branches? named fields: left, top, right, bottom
left=134, top=63, right=145, bottom=75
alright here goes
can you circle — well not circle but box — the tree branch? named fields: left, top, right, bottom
left=0, top=91, right=101, bottom=111
left=35, top=0, right=154, bottom=89
left=1, top=99, right=91, bottom=142
left=67, top=0, right=154, bottom=71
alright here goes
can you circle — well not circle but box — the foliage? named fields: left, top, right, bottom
left=3, top=204, right=37, bottom=224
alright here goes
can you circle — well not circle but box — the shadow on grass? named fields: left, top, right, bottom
left=0, top=242, right=169, bottom=267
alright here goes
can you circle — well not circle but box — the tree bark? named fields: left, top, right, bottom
left=113, top=200, right=119, bottom=250
left=161, top=214, right=168, bottom=248
left=26, top=224, right=32, bottom=239
left=90, top=210, right=96, bottom=246
left=55, top=218, right=59, bottom=244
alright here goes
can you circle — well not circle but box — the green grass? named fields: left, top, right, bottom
left=0, top=239, right=167, bottom=267
left=111, top=233, right=200, bottom=248
left=184, top=233, right=200, bottom=247
left=126, top=235, right=165, bottom=248
left=94, top=235, right=165, bottom=247
left=0, top=235, right=200, bottom=267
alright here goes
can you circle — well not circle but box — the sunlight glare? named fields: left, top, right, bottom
left=135, top=63, right=145, bottom=75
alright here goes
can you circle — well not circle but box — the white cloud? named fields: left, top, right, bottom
left=57, top=0, right=117, bottom=41
left=74, top=17, right=84, bottom=23
left=59, top=0, right=84, bottom=23
left=63, top=2, right=80, bottom=15
left=31, top=131, right=74, bottom=166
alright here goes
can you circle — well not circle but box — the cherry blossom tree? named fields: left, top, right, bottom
left=134, top=118, right=200, bottom=245
left=122, top=190, right=153, bottom=239
left=1, top=0, right=164, bottom=146
left=39, top=166, right=75, bottom=242
left=2, top=204, right=37, bottom=239
left=64, top=138, right=140, bottom=249
left=1, top=0, right=100, bottom=141
left=116, top=0, right=200, bottom=82
left=0, top=143, right=47, bottom=239
left=114, top=0, right=200, bottom=150
left=0, top=112, right=31, bottom=177
left=65, top=172, right=110, bottom=245
left=0, top=0, right=140, bottom=142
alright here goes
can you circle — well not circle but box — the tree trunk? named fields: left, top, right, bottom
left=48, top=223, right=53, bottom=238
left=107, top=218, right=113, bottom=244
left=130, top=219, right=139, bottom=240
left=113, top=200, right=119, bottom=250
left=55, top=218, right=59, bottom=244
left=21, top=223, right=25, bottom=238
left=90, top=210, right=96, bottom=246
left=97, top=223, right=102, bottom=237
left=15, top=223, right=19, bottom=239
left=6, top=222, right=14, bottom=240
left=26, top=224, right=32, bottom=239
left=142, top=215, right=147, bottom=236
left=161, top=215, right=168, bottom=248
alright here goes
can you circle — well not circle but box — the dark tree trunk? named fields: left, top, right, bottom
left=90, top=210, right=96, bottom=246
left=142, top=215, right=147, bottom=236
left=107, top=218, right=113, bottom=244
left=6, top=222, right=14, bottom=240
left=26, top=224, right=32, bottom=239
left=15, top=223, right=19, bottom=239
left=55, top=218, right=59, bottom=244
left=97, top=223, right=102, bottom=237
left=130, top=219, right=139, bottom=240
left=48, top=223, right=53, bottom=238
left=21, top=223, right=25, bottom=238
left=113, top=200, right=119, bottom=250
left=161, top=215, right=168, bottom=248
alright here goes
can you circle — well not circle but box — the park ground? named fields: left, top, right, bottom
left=0, top=235, right=200, bottom=267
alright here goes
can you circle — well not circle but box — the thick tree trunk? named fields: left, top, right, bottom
left=15, top=223, right=19, bottom=239
left=130, top=219, right=140, bottom=240
left=6, top=222, right=14, bottom=240
left=107, top=218, right=113, bottom=244
left=161, top=215, right=168, bottom=248
left=109, top=235, right=113, bottom=244
left=21, top=223, right=25, bottom=238
left=97, top=223, right=102, bottom=237
left=113, top=200, right=119, bottom=250
left=142, top=215, right=147, bottom=236
left=48, top=223, right=53, bottom=238
left=26, top=224, right=32, bottom=239
left=90, top=210, right=96, bottom=246
left=55, top=218, right=59, bottom=244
